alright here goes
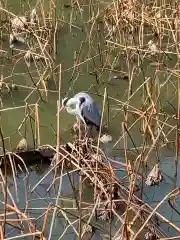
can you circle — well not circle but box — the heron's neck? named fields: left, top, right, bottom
left=66, top=98, right=79, bottom=114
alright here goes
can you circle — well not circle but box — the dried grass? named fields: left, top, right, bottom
left=0, top=0, right=179, bottom=239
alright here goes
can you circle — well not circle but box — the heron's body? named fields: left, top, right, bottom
left=62, top=92, right=101, bottom=129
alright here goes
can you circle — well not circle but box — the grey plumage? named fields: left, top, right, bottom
left=62, top=92, right=101, bottom=128
left=74, top=92, right=101, bottom=127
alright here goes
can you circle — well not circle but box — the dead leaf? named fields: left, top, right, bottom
left=145, top=164, right=163, bottom=186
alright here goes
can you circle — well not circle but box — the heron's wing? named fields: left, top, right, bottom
left=81, top=102, right=101, bottom=127
left=74, top=92, right=93, bottom=102
left=73, top=92, right=101, bottom=126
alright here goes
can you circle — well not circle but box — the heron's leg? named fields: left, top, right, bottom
left=84, top=125, right=90, bottom=138
left=72, top=118, right=80, bottom=141
left=83, top=126, right=88, bottom=147
left=73, top=118, right=80, bottom=129
left=74, top=118, right=82, bottom=141
left=73, top=118, right=79, bottom=125
left=78, top=120, right=81, bottom=140
left=84, top=125, right=91, bottom=147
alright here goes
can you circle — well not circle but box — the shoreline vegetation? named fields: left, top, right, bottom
left=0, top=0, right=180, bottom=239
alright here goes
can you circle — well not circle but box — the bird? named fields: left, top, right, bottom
left=11, top=10, right=37, bottom=33
left=11, top=16, right=27, bottom=33
left=16, top=138, right=28, bottom=151
left=9, top=33, right=26, bottom=48
left=58, top=92, right=101, bottom=130
left=9, top=10, right=38, bottom=49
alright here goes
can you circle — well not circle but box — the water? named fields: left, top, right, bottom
left=0, top=0, right=180, bottom=239
left=143, top=152, right=180, bottom=238
left=0, top=1, right=177, bottom=148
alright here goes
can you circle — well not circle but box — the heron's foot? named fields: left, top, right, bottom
left=73, top=121, right=87, bottom=140
left=82, top=125, right=91, bottom=144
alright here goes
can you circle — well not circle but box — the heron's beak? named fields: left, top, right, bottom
left=56, top=105, right=65, bottom=116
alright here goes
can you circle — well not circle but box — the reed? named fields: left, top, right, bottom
left=0, top=0, right=179, bottom=239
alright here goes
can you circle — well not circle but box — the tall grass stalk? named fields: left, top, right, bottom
left=1, top=0, right=180, bottom=239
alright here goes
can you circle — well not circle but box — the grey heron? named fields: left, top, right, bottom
left=58, top=92, right=101, bottom=130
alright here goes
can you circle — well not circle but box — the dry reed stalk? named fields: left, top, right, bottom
left=65, top=169, right=80, bottom=211
left=0, top=218, right=36, bottom=222
left=94, top=88, right=107, bottom=214
left=46, top=66, right=62, bottom=239
left=7, top=154, right=18, bottom=201
left=24, top=62, right=45, bottom=102
left=69, top=42, right=84, bottom=84
left=112, top=96, right=174, bottom=148
left=81, top=195, right=99, bottom=239
left=30, top=147, right=69, bottom=193
left=57, top=208, right=79, bottom=238
left=39, top=1, right=46, bottom=28
left=35, top=103, right=40, bottom=147
left=121, top=122, right=133, bottom=179
left=4, top=231, right=43, bottom=240
left=0, top=225, right=3, bottom=240
left=53, top=21, right=57, bottom=60
left=54, top=64, right=61, bottom=179
left=0, top=127, right=8, bottom=235
left=40, top=205, right=52, bottom=240
left=1, top=0, right=180, bottom=239
left=48, top=160, right=65, bottom=240
left=175, top=66, right=180, bottom=178
left=132, top=188, right=180, bottom=240
left=7, top=152, right=29, bottom=173
left=78, top=170, right=82, bottom=240
left=0, top=139, right=175, bottom=239
left=0, top=201, right=35, bottom=234
left=26, top=104, right=36, bottom=148
left=159, top=236, right=180, bottom=240
left=121, top=136, right=142, bottom=238
left=0, top=104, right=36, bottom=112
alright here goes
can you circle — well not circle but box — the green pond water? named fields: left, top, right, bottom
left=0, top=0, right=177, bottom=149
left=0, top=0, right=179, bottom=239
